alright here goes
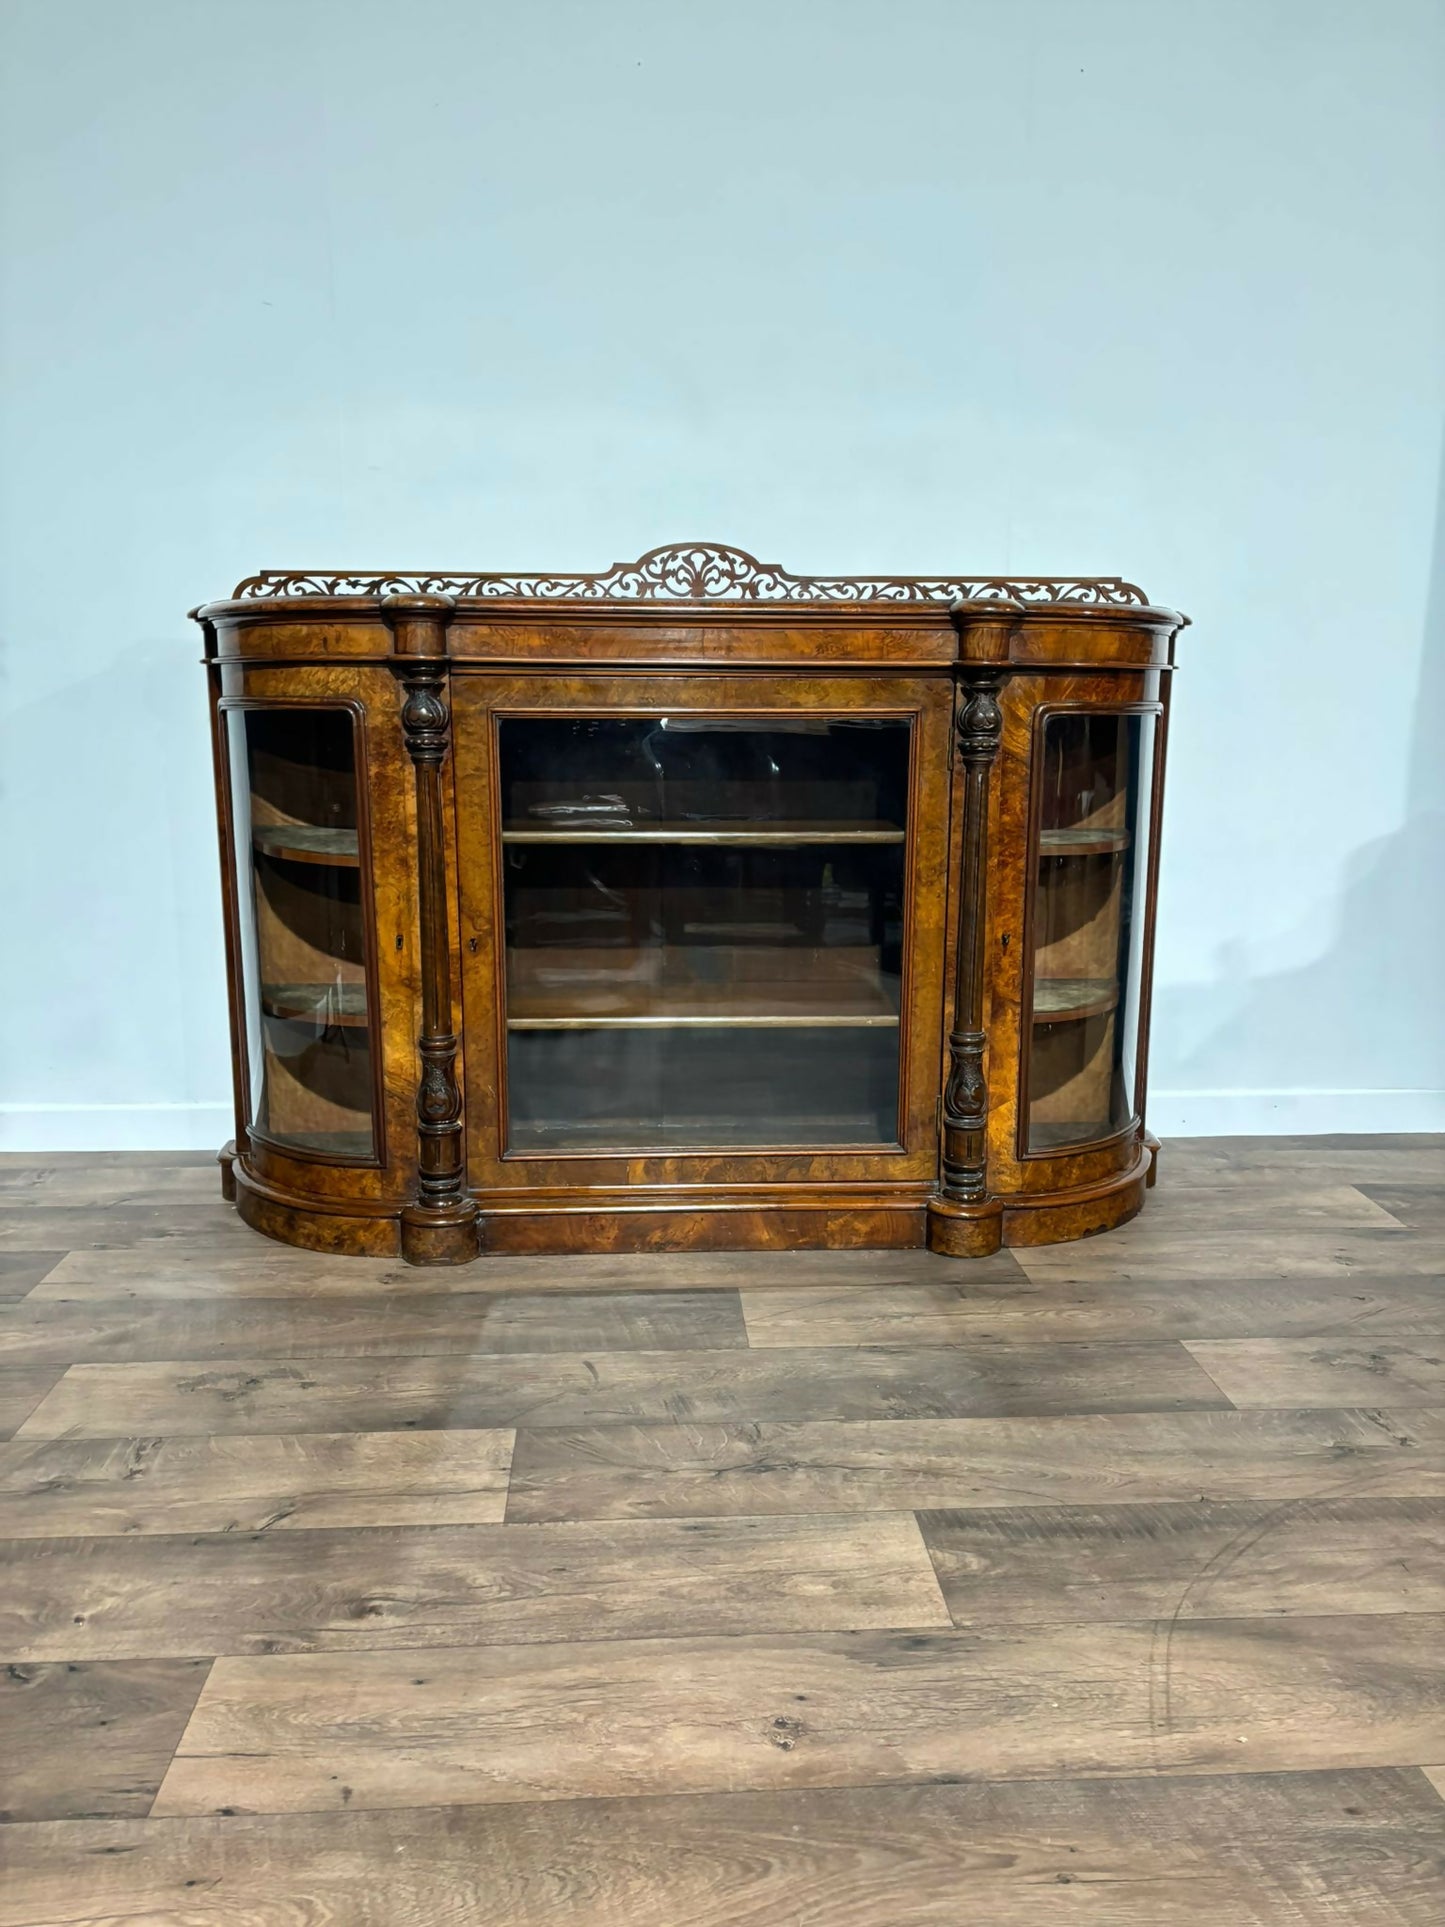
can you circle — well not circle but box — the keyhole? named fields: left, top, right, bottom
left=468, top=936, right=479, bottom=954
left=1001, top=933, right=1011, bottom=951
left=394, top=934, right=404, bottom=952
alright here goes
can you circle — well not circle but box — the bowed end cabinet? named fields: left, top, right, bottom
left=194, top=544, right=1186, bottom=1265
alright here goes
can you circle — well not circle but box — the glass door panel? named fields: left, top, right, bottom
left=1025, top=711, right=1156, bottom=1153
left=226, top=706, right=377, bottom=1157
left=498, top=716, right=910, bottom=1150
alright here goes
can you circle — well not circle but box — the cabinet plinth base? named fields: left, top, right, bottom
left=232, top=1160, right=403, bottom=1258
left=478, top=1193, right=927, bottom=1256
left=399, top=1202, right=482, bottom=1266
left=926, top=1196, right=1004, bottom=1256
left=930, top=1142, right=1154, bottom=1255
left=222, top=1152, right=1157, bottom=1265
left=997, top=1143, right=1153, bottom=1249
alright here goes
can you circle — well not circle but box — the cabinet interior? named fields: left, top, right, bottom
left=229, top=707, right=375, bottom=1157
left=1026, top=711, right=1153, bottom=1153
left=497, top=715, right=909, bottom=1151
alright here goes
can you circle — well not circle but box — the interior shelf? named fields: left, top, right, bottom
left=261, top=981, right=370, bottom=1027
left=264, top=1128, right=374, bottom=1156
left=253, top=825, right=360, bottom=866
left=510, top=1112, right=899, bottom=1152
left=502, top=819, right=905, bottom=846
left=1038, top=828, right=1131, bottom=856
left=1032, top=977, right=1121, bottom=1023
left=506, top=943, right=899, bottom=1030
left=507, top=994, right=900, bottom=1029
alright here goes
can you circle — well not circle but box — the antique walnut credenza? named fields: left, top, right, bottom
left=194, top=544, right=1186, bottom=1265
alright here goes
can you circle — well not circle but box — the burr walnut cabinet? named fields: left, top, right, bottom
left=194, top=543, right=1186, bottom=1265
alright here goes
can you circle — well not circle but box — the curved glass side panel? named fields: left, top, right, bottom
left=1025, top=711, right=1156, bottom=1154
left=225, top=706, right=376, bottom=1158
left=497, top=715, right=911, bottom=1151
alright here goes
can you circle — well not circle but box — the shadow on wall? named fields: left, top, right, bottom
left=1153, top=443, right=1445, bottom=1131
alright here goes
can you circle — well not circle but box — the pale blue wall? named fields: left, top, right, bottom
left=2, top=0, right=1442, bottom=1145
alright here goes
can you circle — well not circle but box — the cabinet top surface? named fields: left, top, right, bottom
left=194, top=542, right=1185, bottom=628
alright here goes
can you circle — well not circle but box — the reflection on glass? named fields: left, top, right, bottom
left=499, top=717, right=910, bottom=1150
left=1025, top=711, right=1155, bottom=1152
left=227, top=708, right=375, bottom=1157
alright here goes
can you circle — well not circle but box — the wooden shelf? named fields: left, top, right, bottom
left=510, top=1114, right=898, bottom=1151
left=253, top=825, right=360, bottom=867
left=508, top=998, right=899, bottom=1030
left=506, top=943, right=898, bottom=1030
left=261, top=981, right=370, bottom=1028
left=502, top=819, right=905, bottom=847
left=1039, top=828, right=1130, bottom=856
left=1032, top=978, right=1120, bottom=1024
left=263, top=1128, right=373, bottom=1156
left=508, top=983, right=898, bottom=1029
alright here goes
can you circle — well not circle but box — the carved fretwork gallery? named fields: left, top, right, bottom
left=197, top=543, right=1186, bottom=1263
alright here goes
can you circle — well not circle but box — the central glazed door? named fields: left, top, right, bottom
left=452, top=672, right=953, bottom=1216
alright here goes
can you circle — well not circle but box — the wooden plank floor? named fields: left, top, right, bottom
left=1, top=1137, right=1443, bottom=1923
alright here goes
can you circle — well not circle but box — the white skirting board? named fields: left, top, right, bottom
left=1147, top=1089, right=1445, bottom=1137
left=1, top=1093, right=1442, bottom=1152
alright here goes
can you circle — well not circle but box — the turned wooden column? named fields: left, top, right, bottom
left=382, top=594, right=480, bottom=1265
left=927, top=655, right=1010, bottom=1257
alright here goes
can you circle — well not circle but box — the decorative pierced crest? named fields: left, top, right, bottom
left=231, top=542, right=1149, bottom=607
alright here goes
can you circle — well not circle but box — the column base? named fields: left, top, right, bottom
left=399, top=1200, right=482, bottom=1266
left=925, top=1194, right=1004, bottom=1256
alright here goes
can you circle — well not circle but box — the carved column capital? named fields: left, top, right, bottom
left=394, top=661, right=451, bottom=770
left=955, top=668, right=1007, bottom=768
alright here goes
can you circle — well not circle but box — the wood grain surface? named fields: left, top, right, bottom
left=151, top=1615, right=1445, bottom=1815
left=5, top=1769, right=1441, bottom=1927
left=505, top=1406, right=1445, bottom=1520
left=0, top=1205, right=266, bottom=1255
left=0, top=1253, right=64, bottom=1300
left=918, top=1495, right=1445, bottom=1624
left=0, top=1165, right=217, bottom=1206
left=0, top=1363, right=64, bottom=1437
left=740, top=1274, right=1445, bottom=1345
left=1186, top=1336, right=1445, bottom=1408
left=1359, top=1184, right=1445, bottom=1231
left=1, top=1658, right=210, bottom=1822
left=0, top=1429, right=514, bottom=1536
left=0, top=1512, right=948, bottom=1661
left=13, top=1339, right=1228, bottom=1437
left=0, top=1287, right=749, bottom=1363
left=2, top=1136, right=1443, bottom=1922
left=33, top=1240, right=1020, bottom=1298
left=1017, top=1227, right=1445, bottom=1282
